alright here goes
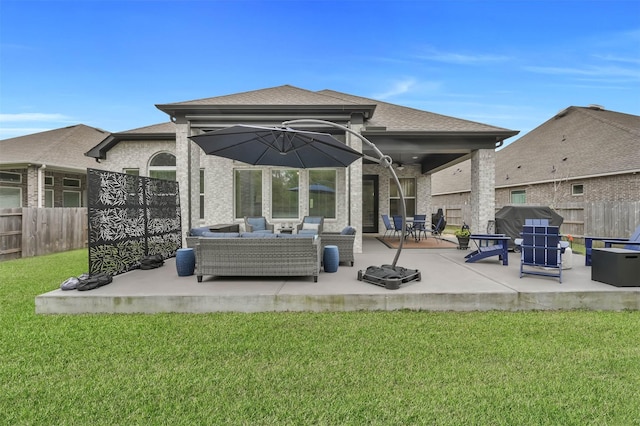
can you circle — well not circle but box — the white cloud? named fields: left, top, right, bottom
left=523, top=64, right=640, bottom=80
left=372, top=78, right=417, bottom=100
left=0, top=113, right=73, bottom=123
left=417, top=49, right=510, bottom=65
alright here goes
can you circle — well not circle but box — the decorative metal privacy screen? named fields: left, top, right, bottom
left=88, top=168, right=182, bottom=276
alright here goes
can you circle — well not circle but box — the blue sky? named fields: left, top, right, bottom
left=1, top=0, right=639, bottom=146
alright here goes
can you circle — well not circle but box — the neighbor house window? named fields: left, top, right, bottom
left=511, top=190, right=526, bottom=204
left=572, top=184, right=584, bottom=196
left=272, top=169, right=299, bottom=219
left=63, top=177, right=81, bottom=188
left=390, top=178, right=416, bottom=217
left=235, top=169, right=262, bottom=218
left=45, top=189, right=54, bottom=207
left=309, top=169, right=336, bottom=219
left=199, top=169, right=205, bottom=219
left=149, top=153, right=176, bottom=181
left=0, top=187, right=22, bottom=208
left=63, top=191, right=81, bottom=207
left=0, top=171, right=21, bottom=183
left=123, top=168, right=140, bottom=176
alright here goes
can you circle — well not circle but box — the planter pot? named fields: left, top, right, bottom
left=456, top=236, right=470, bottom=250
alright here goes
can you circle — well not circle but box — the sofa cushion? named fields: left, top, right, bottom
left=190, top=226, right=212, bottom=236
left=302, top=223, right=320, bottom=231
left=240, top=232, right=277, bottom=238
left=340, top=226, right=357, bottom=235
left=201, top=232, right=240, bottom=238
left=247, top=217, right=266, bottom=231
left=252, top=229, right=274, bottom=234
left=277, top=233, right=317, bottom=239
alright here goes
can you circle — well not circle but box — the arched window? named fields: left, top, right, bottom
left=149, top=152, right=176, bottom=181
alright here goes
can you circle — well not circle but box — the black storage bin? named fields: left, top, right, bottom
left=591, top=248, right=640, bottom=287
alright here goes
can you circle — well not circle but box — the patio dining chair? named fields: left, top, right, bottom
left=412, top=214, right=429, bottom=241
left=392, top=215, right=411, bottom=240
left=381, top=214, right=395, bottom=238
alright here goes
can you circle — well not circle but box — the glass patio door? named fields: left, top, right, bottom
left=362, top=175, right=378, bottom=233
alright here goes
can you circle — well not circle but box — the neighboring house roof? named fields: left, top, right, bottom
left=0, top=124, right=109, bottom=172
left=432, top=106, right=640, bottom=194
left=85, top=122, right=177, bottom=159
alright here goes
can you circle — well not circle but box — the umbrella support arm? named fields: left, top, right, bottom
left=283, top=119, right=407, bottom=268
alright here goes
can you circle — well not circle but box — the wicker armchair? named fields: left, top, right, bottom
left=296, top=216, right=324, bottom=235
left=320, top=226, right=356, bottom=266
left=244, top=216, right=274, bottom=233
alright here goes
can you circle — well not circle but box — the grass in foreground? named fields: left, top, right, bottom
left=1, top=250, right=639, bottom=425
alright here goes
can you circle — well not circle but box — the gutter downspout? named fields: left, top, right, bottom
left=38, top=164, right=46, bottom=208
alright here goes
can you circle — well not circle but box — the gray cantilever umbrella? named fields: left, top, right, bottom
left=189, top=125, right=362, bottom=168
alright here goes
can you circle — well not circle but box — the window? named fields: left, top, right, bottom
left=63, top=177, right=81, bottom=188
left=45, top=189, right=54, bottom=207
left=389, top=178, right=416, bottom=217
left=0, top=187, right=21, bottom=208
left=511, top=190, right=526, bottom=204
left=149, top=153, right=176, bottom=181
left=272, top=169, right=299, bottom=219
left=199, top=169, right=205, bottom=219
left=63, top=191, right=82, bottom=207
left=309, top=169, right=336, bottom=219
left=0, top=171, right=21, bottom=183
left=572, top=184, right=584, bottom=196
left=44, top=176, right=54, bottom=186
left=234, top=169, right=262, bottom=218
left=123, top=168, right=140, bottom=176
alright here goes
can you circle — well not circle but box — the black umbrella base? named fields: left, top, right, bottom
left=357, top=265, right=421, bottom=290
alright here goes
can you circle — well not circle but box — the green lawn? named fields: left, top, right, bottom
left=1, top=250, right=639, bottom=425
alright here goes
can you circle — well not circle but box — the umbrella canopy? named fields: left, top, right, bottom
left=189, top=125, right=362, bottom=168
left=289, top=183, right=335, bottom=193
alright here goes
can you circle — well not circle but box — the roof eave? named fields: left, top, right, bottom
left=85, top=132, right=176, bottom=160
left=155, top=104, right=378, bottom=119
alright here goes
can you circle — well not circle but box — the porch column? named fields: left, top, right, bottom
left=470, top=148, right=495, bottom=234
left=347, top=123, right=363, bottom=254
left=175, top=117, right=199, bottom=243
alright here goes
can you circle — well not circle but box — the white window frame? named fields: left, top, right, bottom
left=0, top=186, right=22, bottom=208
left=510, top=190, right=526, bottom=204
left=0, top=171, right=22, bottom=183
left=63, top=190, right=82, bottom=207
left=63, top=177, right=81, bottom=188
left=571, top=184, right=584, bottom=196
left=45, top=189, right=54, bottom=207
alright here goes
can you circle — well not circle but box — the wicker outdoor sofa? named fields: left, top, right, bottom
left=186, top=233, right=321, bottom=282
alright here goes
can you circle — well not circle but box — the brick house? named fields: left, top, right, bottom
left=86, top=85, right=518, bottom=252
left=0, top=124, right=110, bottom=208
left=432, top=105, right=640, bottom=235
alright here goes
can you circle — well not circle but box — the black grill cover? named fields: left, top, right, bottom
left=494, top=206, right=564, bottom=250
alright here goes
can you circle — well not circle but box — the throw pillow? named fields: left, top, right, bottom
left=302, top=223, right=320, bottom=231
left=247, top=217, right=266, bottom=231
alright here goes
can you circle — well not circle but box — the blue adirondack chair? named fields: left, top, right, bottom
left=518, top=223, right=564, bottom=282
left=584, top=225, right=640, bottom=266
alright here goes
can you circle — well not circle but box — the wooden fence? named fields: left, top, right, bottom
left=439, top=202, right=640, bottom=239
left=0, top=208, right=88, bottom=262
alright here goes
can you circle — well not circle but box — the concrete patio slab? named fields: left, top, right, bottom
left=35, top=236, right=640, bottom=314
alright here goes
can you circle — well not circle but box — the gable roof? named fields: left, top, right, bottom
left=0, top=124, right=109, bottom=172
left=89, top=85, right=518, bottom=172
left=318, top=89, right=514, bottom=134
left=156, top=85, right=377, bottom=118
left=432, top=106, right=640, bottom=194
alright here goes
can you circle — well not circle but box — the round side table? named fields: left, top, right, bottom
left=323, top=245, right=339, bottom=273
left=176, top=248, right=195, bottom=276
